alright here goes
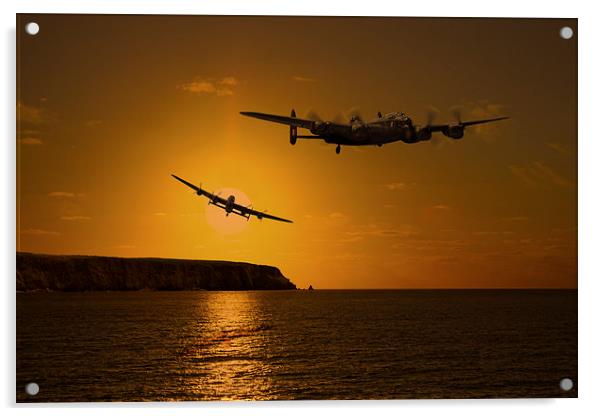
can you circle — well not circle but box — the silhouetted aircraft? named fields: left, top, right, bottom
left=171, top=174, right=293, bottom=223
left=240, top=109, right=509, bottom=154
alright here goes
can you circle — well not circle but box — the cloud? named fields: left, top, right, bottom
left=20, top=129, right=40, bottom=136
left=452, top=100, right=508, bottom=137
left=546, top=142, right=569, bottom=154
left=433, top=204, right=451, bottom=210
left=338, top=223, right=419, bottom=244
left=328, top=212, right=346, bottom=220
left=178, top=76, right=240, bottom=96
left=509, top=161, right=573, bottom=188
left=466, top=101, right=505, bottom=119
left=17, top=102, right=54, bottom=145
left=48, top=192, right=85, bottom=198
left=473, top=231, right=515, bottom=236
left=48, top=192, right=76, bottom=198
left=19, top=137, right=43, bottom=145
left=85, top=120, right=103, bottom=127
left=336, top=236, right=364, bottom=244
left=17, top=101, right=50, bottom=124
left=500, top=216, right=529, bottom=222
left=20, top=228, right=60, bottom=236
left=292, top=75, right=317, bottom=82
left=219, top=76, right=238, bottom=86
left=386, top=182, right=413, bottom=191
left=154, top=212, right=167, bottom=216
left=314, top=220, right=419, bottom=245
left=392, top=238, right=468, bottom=251
left=114, top=244, right=135, bottom=249
left=60, top=216, right=91, bottom=221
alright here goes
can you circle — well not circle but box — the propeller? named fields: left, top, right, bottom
left=305, top=110, right=323, bottom=122
left=332, top=107, right=364, bottom=125
left=347, top=107, right=364, bottom=123
left=431, top=135, right=445, bottom=148
left=207, top=190, right=222, bottom=204
left=450, top=105, right=464, bottom=125
left=423, top=106, right=445, bottom=148
left=425, top=106, right=440, bottom=127
left=332, top=112, right=347, bottom=124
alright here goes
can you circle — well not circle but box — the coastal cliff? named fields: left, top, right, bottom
left=16, top=252, right=296, bottom=292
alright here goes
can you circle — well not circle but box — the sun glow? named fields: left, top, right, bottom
left=205, top=188, right=252, bottom=235
left=16, top=15, right=577, bottom=289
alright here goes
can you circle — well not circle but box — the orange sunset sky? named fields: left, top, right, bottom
left=17, top=15, right=577, bottom=289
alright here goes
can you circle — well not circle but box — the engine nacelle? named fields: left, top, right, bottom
left=290, top=108, right=297, bottom=145
left=351, top=123, right=369, bottom=138
left=416, top=128, right=432, bottom=141
left=312, top=121, right=330, bottom=135
left=442, top=125, right=464, bottom=139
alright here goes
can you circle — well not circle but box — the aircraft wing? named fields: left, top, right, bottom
left=459, top=116, right=509, bottom=127
left=171, top=174, right=224, bottom=203
left=240, top=111, right=316, bottom=129
left=429, top=116, right=509, bottom=131
left=233, top=202, right=293, bottom=223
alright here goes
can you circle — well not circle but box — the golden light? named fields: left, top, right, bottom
left=186, top=292, right=275, bottom=400
left=205, top=187, right=252, bottom=235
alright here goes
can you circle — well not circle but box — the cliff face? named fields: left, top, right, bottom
left=16, top=253, right=296, bottom=292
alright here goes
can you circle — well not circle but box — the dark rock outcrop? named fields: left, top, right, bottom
left=16, top=252, right=296, bottom=292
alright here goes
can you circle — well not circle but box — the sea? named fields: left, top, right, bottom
left=16, top=290, right=577, bottom=401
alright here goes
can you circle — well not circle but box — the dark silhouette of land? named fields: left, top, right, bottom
left=16, top=252, right=296, bottom=292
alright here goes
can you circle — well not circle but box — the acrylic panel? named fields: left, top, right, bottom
left=16, top=14, right=577, bottom=401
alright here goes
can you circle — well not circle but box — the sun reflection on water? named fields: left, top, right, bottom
left=185, top=292, right=275, bottom=400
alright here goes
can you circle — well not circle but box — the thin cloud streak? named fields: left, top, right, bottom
left=20, top=228, right=60, bottom=236
left=48, top=192, right=85, bottom=198
left=292, top=75, right=317, bottom=82
left=509, top=161, right=573, bottom=188
left=19, top=137, right=43, bottom=145
left=17, top=101, right=50, bottom=124
left=178, top=76, right=240, bottom=96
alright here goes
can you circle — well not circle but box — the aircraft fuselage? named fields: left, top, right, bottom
left=225, top=195, right=235, bottom=213
left=308, top=112, right=426, bottom=146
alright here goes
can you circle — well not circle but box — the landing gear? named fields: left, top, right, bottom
left=377, top=144, right=383, bottom=147
left=336, top=144, right=341, bottom=154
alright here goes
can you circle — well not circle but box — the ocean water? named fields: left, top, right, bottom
left=16, top=290, right=577, bottom=401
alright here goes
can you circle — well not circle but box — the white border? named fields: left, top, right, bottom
left=3, top=1, right=601, bottom=415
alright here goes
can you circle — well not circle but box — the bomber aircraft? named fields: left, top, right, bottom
left=172, top=174, right=293, bottom=223
left=240, top=109, right=509, bottom=154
